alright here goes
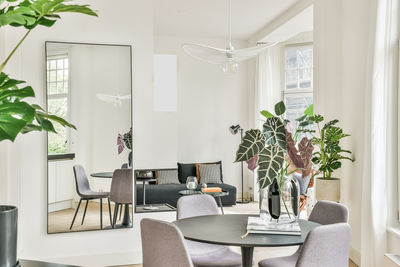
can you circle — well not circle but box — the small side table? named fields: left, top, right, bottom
left=179, top=190, right=229, bottom=214
left=137, top=177, right=157, bottom=210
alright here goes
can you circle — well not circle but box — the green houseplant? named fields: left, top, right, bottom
left=297, top=110, right=355, bottom=202
left=0, top=1, right=97, bottom=266
left=235, top=101, right=314, bottom=222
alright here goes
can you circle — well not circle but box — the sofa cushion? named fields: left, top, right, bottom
left=199, top=164, right=222, bottom=184
left=178, top=161, right=223, bottom=184
left=157, top=169, right=180, bottom=185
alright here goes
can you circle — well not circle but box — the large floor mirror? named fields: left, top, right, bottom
left=46, top=41, right=133, bottom=234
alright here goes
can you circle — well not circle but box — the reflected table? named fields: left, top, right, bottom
left=90, top=172, right=132, bottom=228
left=174, top=214, right=320, bottom=267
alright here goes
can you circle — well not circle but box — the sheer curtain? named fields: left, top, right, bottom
left=253, top=45, right=282, bottom=197
left=361, top=0, right=398, bottom=265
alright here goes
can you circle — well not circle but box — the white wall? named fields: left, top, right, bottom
left=0, top=0, right=176, bottom=265
left=151, top=36, right=251, bottom=195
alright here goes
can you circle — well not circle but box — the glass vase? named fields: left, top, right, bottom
left=260, top=175, right=300, bottom=223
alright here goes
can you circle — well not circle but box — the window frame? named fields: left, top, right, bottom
left=46, top=51, right=71, bottom=154
left=281, top=43, right=314, bottom=132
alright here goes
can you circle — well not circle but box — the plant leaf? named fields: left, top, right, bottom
left=257, top=145, right=284, bottom=189
left=260, top=110, right=274, bottom=119
left=235, top=129, right=265, bottom=162
left=304, top=104, right=314, bottom=116
left=262, top=117, right=286, bottom=150
left=274, top=101, right=286, bottom=116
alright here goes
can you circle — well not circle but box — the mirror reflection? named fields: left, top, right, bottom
left=46, top=42, right=132, bottom=234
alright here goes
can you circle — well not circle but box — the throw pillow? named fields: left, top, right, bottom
left=199, top=164, right=222, bottom=184
left=177, top=163, right=197, bottom=183
left=157, top=170, right=180, bottom=185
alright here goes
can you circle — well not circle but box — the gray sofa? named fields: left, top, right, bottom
left=135, top=162, right=237, bottom=207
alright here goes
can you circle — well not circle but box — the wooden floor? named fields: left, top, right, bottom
left=118, top=202, right=358, bottom=267
left=48, top=201, right=132, bottom=233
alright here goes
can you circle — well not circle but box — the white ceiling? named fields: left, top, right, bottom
left=153, top=0, right=301, bottom=40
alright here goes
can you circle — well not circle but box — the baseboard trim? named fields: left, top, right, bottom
left=350, top=246, right=361, bottom=266
left=41, top=250, right=142, bottom=267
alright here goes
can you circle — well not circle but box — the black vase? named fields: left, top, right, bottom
left=267, top=179, right=281, bottom=219
left=0, top=206, right=18, bottom=267
left=128, top=151, right=132, bottom=168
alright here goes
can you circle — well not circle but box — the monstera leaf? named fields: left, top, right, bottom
left=257, top=145, right=284, bottom=189
left=235, top=129, right=265, bottom=162
left=262, top=117, right=286, bottom=150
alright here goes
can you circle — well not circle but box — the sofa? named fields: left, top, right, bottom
left=135, top=161, right=237, bottom=207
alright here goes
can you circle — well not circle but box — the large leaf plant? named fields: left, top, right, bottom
left=0, top=0, right=98, bottom=142
left=297, top=112, right=355, bottom=179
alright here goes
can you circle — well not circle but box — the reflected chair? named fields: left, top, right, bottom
left=117, top=163, right=129, bottom=220
left=177, top=195, right=242, bottom=267
left=258, top=200, right=349, bottom=267
left=110, top=168, right=133, bottom=227
left=70, top=165, right=112, bottom=230
left=258, top=223, right=351, bottom=267
left=141, top=218, right=194, bottom=267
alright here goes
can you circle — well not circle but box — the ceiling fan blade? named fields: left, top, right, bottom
left=229, top=42, right=279, bottom=62
left=182, top=43, right=232, bottom=64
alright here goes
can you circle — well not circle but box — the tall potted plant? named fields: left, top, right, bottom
left=297, top=112, right=354, bottom=202
left=0, top=1, right=97, bottom=266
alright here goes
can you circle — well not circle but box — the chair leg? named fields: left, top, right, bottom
left=70, top=199, right=82, bottom=230
left=119, top=203, right=123, bottom=220
left=100, top=198, right=103, bottom=230
left=107, top=198, right=112, bottom=226
left=81, top=199, right=89, bottom=225
left=112, top=202, right=119, bottom=228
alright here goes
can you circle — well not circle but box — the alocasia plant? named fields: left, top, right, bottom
left=0, top=0, right=98, bottom=142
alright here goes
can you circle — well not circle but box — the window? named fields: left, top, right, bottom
left=47, top=54, right=70, bottom=154
left=283, top=45, right=313, bottom=134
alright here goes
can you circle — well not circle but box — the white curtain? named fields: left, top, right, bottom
left=255, top=45, right=282, bottom=129
left=253, top=45, right=282, bottom=197
left=361, top=0, right=398, bottom=265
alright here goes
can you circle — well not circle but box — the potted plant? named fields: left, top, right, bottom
left=297, top=111, right=354, bottom=202
left=117, top=127, right=133, bottom=167
left=235, top=101, right=314, bottom=223
left=0, top=1, right=97, bottom=266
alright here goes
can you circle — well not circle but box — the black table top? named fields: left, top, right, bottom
left=90, top=172, right=113, bottom=178
left=174, top=214, right=320, bottom=247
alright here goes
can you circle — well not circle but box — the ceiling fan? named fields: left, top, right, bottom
left=96, top=93, right=131, bottom=107
left=182, top=0, right=277, bottom=73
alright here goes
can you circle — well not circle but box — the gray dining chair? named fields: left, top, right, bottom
left=258, top=223, right=351, bottom=267
left=177, top=195, right=242, bottom=267
left=110, top=168, right=133, bottom=227
left=70, top=165, right=112, bottom=230
left=141, top=218, right=194, bottom=267
left=257, top=200, right=349, bottom=267
left=117, top=163, right=129, bottom=220
left=308, top=200, right=349, bottom=225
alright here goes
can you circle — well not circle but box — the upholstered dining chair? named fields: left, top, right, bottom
left=258, top=223, right=351, bottom=267
left=116, top=163, right=129, bottom=220
left=70, top=165, right=112, bottom=230
left=177, top=195, right=242, bottom=267
left=257, top=200, right=349, bottom=267
left=141, top=218, right=194, bottom=267
left=109, top=168, right=133, bottom=227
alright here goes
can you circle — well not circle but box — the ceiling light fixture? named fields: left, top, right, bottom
left=182, top=0, right=277, bottom=73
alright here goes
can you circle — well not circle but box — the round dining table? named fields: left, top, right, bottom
left=174, top=214, right=320, bottom=267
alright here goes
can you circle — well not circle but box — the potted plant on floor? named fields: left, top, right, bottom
left=0, top=1, right=97, bottom=266
left=297, top=113, right=355, bottom=202
left=235, top=101, right=314, bottom=223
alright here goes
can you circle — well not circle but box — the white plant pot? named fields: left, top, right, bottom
left=315, top=178, right=340, bottom=202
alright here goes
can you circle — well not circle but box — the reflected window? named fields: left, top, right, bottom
left=283, top=45, right=313, bottom=137
left=47, top=54, right=70, bottom=154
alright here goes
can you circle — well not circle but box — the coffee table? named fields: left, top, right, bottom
left=136, top=177, right=158, bottom=210
left=179, top=190, right=229, bottom=214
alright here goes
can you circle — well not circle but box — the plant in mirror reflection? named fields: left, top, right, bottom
left=0, top=0, right=98, bottom=142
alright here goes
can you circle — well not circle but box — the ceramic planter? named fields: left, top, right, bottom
left=315, top=178, right=340, bottom=202
left=0, top=206, right=18, bottom=267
